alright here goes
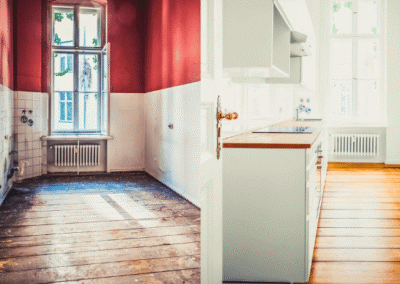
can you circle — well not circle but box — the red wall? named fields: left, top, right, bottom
left=12, top=0, right=201, bottom=94
left=0, top=0, right=13, bottom=90
left=14, top=0, right=43, bottom=92
left=145, top=0, right=201, bottom=93
left=108, top=0, right=146, bottom=93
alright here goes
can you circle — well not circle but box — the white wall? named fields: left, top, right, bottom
left=107, top=93, right=145, bottom=172
left=221, top=82, right=295, bottom=138
left=14, top=91, right=48, bottom=179
left=385, top=0, right=400, bottom=165
left=144, top=82, right=201, bottom=207
left=0, top=84, right=14, bottom=204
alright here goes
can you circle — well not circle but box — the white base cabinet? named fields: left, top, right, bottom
left=222, top=129, right=327, bottom=283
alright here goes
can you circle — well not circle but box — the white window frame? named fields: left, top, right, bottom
left=324, top=0, right=386, bottom=126
left=50, top=3, right=106, bottom=134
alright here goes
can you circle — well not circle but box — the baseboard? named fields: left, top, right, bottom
left=110, top=167, right=145, bottom=172
left=385, top=160, right=400, bottom=166
left=145, top=168, right=200, bottom=208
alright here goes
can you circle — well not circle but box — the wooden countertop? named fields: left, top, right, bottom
left=222, top=119, right=324, bottom=149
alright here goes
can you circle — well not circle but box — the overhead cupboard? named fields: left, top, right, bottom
left=223, top=0, right=316, bottom=90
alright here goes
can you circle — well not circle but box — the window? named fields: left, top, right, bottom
left=59, top=92, right=73, bottom=122
left=51, top=3, right=107, bottom=134
left=327, top=0, right=385, bottom=124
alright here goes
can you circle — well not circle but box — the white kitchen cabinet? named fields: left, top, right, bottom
left=222, top=128, right=328, bottom=283
left=231, top=55, right=317, bottom=91
left=223, top=0, right=291, bottom=78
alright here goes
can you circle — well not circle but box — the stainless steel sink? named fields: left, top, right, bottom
left=253, top=126, right=315, bottom=133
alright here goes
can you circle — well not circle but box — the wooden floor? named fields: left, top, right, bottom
left=0, top=173, right=200, bottom=283
left=2, top=165, right=400, bottom=283
left=308, top=163, right=400, bottom=284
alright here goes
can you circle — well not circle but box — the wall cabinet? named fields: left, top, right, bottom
left=222, top=128, right=328, bottom=283
left=223, top=0, right=291, bottom=78
left=231, top=55, right=316, bottom=91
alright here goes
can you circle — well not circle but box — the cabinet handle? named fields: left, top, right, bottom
left=318, top=155, right=323, bottom=159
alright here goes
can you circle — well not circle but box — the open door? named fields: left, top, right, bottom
left=201, top=0, right=229, bottom=282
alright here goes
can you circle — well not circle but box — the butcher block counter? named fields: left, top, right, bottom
left=223, top=119, right=324, bottom=149
left=222, top=118, right=328, bottom=283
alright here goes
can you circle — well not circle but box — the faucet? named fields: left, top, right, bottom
left=296, top=104, right=311, bottom=121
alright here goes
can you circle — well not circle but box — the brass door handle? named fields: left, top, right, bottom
left=218, top=112, right=239, bottom=121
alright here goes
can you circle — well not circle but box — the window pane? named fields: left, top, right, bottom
left=67, top=101, right=73, bottom=121
left=79, top=54, right=99, bottom=93
left=102, top=53, right=107, bottom=92
left=331, top=1, right=353, bottom=35
left=357, top=39, right=380, bottom=79
left=79, top=8, right=100, bottom=47
left=53, top=7, right=74, bottom=47
left=358, top=0, right=380, bottom=34
left=60, top=102, right=65, bottom=120
left=67, top=92, right=73, bottom=100
left=54, top=92, right=74, bottom=131
left=54, top=53, right=74, bottom=92
left=331, top=80, right=353, bottom=116
left=79, top=93, right=99, bottom=131
left=331, top=39, right=353, bottom=79
left=357, top=80, right=380, bottom=120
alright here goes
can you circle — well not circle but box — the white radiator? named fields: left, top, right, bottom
left=330, top=134, right=379, bottom=157
left=54, top=145, right=101, bottom=167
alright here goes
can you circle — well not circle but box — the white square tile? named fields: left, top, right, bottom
left=25, top=166, right=33, bottom=177
left=33, top=157, right=40, bottom=165
left=18, top=142, right=26, bottom=151
left=17, top=134, right=26, bottom=143
left=33, top=141, right=40, bottom=149
left=26, top=100, right=33, bottom=109
left=33, top=149, right=41, bottom=158
left=33, top=165, right=41, bottom=175
left=16, top=100, right=26, bottom=109
left=26, top=150, right=33, bottom=159
left=33, top=93, right=41, bottom=101
left=26, top=133, right=33, bottom=142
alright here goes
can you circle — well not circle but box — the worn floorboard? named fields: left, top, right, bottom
left=0, top=172, right=200, bottom=284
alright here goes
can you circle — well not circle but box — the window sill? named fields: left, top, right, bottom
left=41, top=134, right=113, bottom=141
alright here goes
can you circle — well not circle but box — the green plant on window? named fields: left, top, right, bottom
left=332, top=24, right=339, bottom=34
left=66, top=13, right=73, bottom=21
left=93, top=55, right=98, bottom=70
left=344, top=2, right=352, bottom=9
left=93, top=38, right=98, bottom=47
left=54, top=33, right=62, bottom=45
left=54, top=68, right=70, bottom=77
left=333, top=2, right=341, bottom=13
left=55, top=12, right=64, bottom=22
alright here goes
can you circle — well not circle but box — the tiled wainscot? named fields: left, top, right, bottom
left=14, top=91, right=48, bottom=180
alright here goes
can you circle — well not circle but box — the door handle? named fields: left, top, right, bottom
left=218, top=112, right=239, bottom=121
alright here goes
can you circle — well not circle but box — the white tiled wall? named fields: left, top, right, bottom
left=0, top=84, right=14, bottom=201
left=14, top=91, right=48, bottom=180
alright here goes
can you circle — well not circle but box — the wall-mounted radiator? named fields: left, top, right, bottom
left=54, top=145, right=101, bottom=167
left=330, top=134, right=379, bottom=157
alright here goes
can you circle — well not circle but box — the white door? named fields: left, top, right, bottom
left=200, top=0, right=224, bottom=282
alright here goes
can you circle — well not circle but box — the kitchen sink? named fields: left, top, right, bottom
left=300, top=118, right=323, bottom=121
left=253, top=126, right=315, bottom=133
